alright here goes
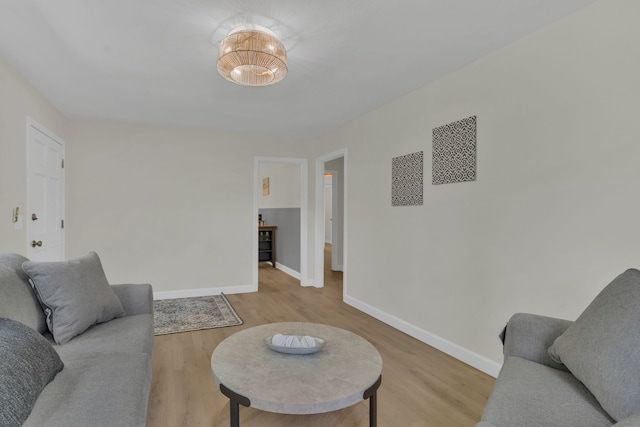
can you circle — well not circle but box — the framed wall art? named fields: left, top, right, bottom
left=432, top=115, right=476, bottom=185
left=391, top=151, right=423, bottom=206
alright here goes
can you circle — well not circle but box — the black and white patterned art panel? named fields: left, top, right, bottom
left=392, top=151, right=423, bottom=206
left=432, top=116, right=477, bottom=185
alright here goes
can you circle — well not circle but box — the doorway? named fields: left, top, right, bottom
left=323, top=169, right=340, bottom=272
left=26, top=118, right=65, bottom=261
left=253, top=157, right=309, bottom=289
left=315, top=149, right=346, bottom=292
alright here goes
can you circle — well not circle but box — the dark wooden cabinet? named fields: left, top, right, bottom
left=258, top=225, right=277, bottom=267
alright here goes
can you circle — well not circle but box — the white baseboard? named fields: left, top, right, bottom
left=275, top=262, right=300, bottom=280
left=343, top=295, right=501, bottom=378
left=154, top=284, right=257, bottom=300
left=155, top=266, right=309, bottom=300
left=334, top=264, right=344, bottom=272
left=275, top=263, right=320, bottom=288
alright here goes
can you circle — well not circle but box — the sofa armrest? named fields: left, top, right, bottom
left=111, top=284, right=153, bottom=316
left=503, top=313, right=572, bottom=370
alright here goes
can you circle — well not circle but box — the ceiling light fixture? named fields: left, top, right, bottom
left=217, top=25, right=287, bottom=87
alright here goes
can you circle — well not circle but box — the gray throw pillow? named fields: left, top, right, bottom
left=548, top=268, right=640, bottom=421
left=22, top=252, right=124, bottom=344
left=0, top=318, right=64, bottom=427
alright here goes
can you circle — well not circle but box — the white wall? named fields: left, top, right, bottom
left=0, top=52, right=311, bottom=295
left=0, top=56, right=68, bottom=255
left=3, top=0, right=637, bottom=377
left=65, top=120, right=306, bottom=294
left=311, top=0, right=640, bottom=373
left=258, top=163, right=301, bottom=209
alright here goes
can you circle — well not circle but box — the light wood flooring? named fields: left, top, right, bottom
left=146, top=245, right=495, bottom=426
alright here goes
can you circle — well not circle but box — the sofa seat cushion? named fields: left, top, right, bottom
left=23, top=252, right=125, bottom=345
left=481, top=357, right=614, bottom=427
left=49, top=313, right=154, bottom=361
left=0, top=318, right=64, bottom=427
left=23, top=353, right=152, bottom=427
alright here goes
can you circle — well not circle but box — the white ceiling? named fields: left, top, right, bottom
left=0, top=0, right=597, bottom=140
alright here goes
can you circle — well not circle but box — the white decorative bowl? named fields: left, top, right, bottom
left=263, top=335, right=326, bottom=355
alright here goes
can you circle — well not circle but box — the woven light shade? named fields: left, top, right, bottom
left=217, top=25, right=287, bottom=86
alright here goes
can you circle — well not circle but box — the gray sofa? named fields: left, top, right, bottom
left=478, top=269, right=640, bottom=427
left=0, top=252, right=154, bottom=427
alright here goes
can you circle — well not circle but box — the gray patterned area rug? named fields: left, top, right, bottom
left=154, top=294, right=243, bottom=335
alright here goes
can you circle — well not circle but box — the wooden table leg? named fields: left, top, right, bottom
left=363, top=375, right=382, bottom=427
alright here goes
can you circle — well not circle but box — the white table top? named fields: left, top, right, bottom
left=211, top=322, right=382, bottom=414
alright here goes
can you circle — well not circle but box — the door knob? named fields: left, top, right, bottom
left=31, top=240, right=42, bottom=248
left=32, top=213, right=38, bottom=221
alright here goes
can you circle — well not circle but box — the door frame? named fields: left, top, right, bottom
left=324, top=169, right=340, bottom=271
left=314, top=148, right=347, bottom=291
left=26, top=117, right=65, bottom=260
left=253, top=157, right=309, bottom=288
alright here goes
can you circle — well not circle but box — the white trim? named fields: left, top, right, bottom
left=314, top=160, right=325, bottom=288
left=314, top=149, right=347, bottom=291
left=323, top=174, right=333, bottom=245
left=254, top=157, right=309, bottom=288
left=331, top=171, right=339, bottom=270
left=153, top=284, right=256, bottom=300
left=300, top=277, right=315, bottom=287
left=344, top=295, right=501, bottom=378
left=324, top=169, right=340, bottom=269
left=275, top=262, right=300, bottom=280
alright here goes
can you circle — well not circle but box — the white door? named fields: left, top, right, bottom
left=27, top=120, right=65, bottom=261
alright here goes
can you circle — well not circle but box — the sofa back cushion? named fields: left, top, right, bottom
left=548, top=268, right=640, bottom=421
left=0, top=318, right=64, bottom=427
left=22, top=252, right=125, bottom=345
left=0, top=253, right=46, bottom=334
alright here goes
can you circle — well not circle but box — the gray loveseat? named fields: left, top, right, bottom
left=0, top=252, right=154, bottom=427
left=478, top=269, right=640, bottom=427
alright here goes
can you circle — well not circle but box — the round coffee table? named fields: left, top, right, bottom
left=211, top=322, right=383, bottom=427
